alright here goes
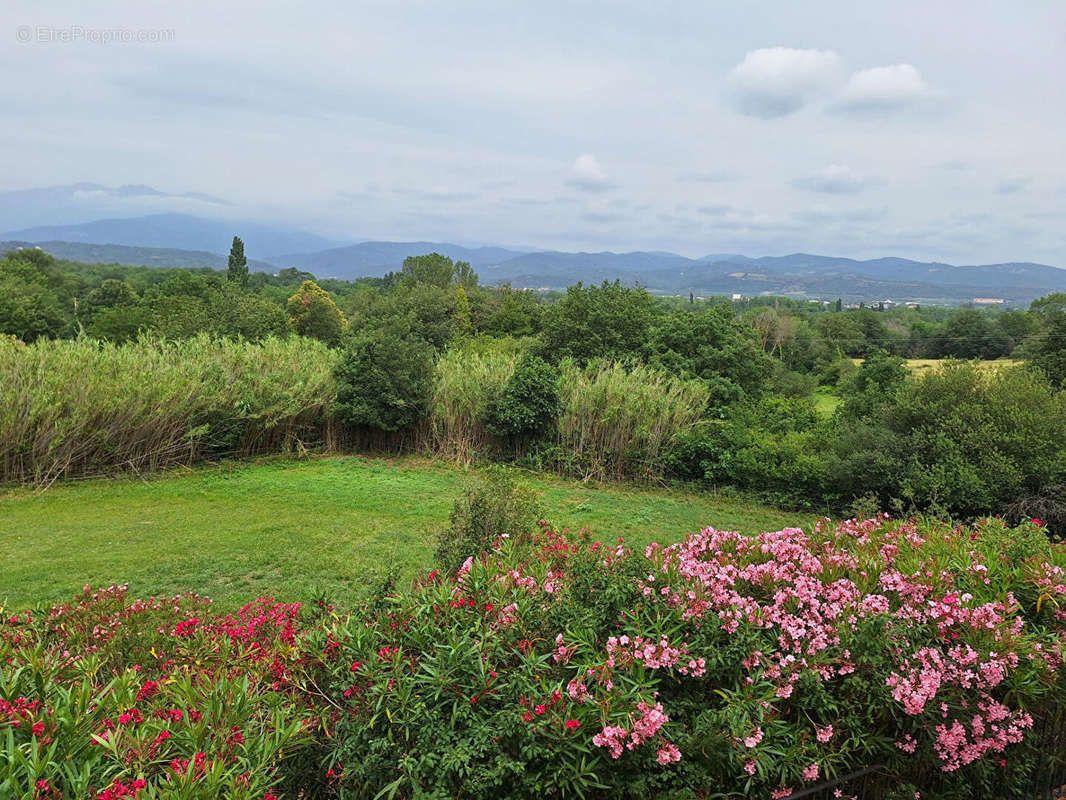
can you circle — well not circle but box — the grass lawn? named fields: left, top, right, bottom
left=812, top=389, right=841, bottom=416
left=0, top=455, right=803, bottom=611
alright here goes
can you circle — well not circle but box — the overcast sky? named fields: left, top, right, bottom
left=3, top=1, right=1065, bottom=263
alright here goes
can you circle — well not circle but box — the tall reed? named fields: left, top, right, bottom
left=425, top=347, right=516, bottom=463
left=0, top=334, right=337, bottom=485
left=554, top=360, right=710, bottom=481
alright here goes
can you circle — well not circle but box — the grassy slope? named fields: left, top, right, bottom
left=0, top=455, right=801, bottom=610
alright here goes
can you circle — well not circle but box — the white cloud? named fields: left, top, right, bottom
left=725, top=47, right=841, bottom=118
left=792, top=164, right=880, bottom=194
left=567, top=154, right=614, bottom=192
left=832, top=64, right=931, bottom=115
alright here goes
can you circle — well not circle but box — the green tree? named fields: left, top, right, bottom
left=537, top=281, right=657, bottom=363
left=0, top=254, right=69, bottom=341
left=453, top=285, right=473, bottom=338
left=647, top=305, right=773, bottom=405
left=333, top=324, right=434, bottom=431
left=485, top=355, right=561, bottom=439
left=286, top=280, right=348, bottom=344
left=400, top=253, right=456, bottom=289
left=227, top=236, right=249, bottom=288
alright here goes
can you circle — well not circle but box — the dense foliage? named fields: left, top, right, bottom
left=5, top=506, right=1066, bottom=799
left=4, top=245, right=1066, bottom=530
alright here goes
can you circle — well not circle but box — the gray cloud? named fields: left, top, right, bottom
left=677, top=170, right=739, bottom=184
left=995, top=176, right=1032, bottom=195
left=792, top=164, right=882, bottom=194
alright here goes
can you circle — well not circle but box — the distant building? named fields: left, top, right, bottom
left=731, top=293, right=743, bottom=301
left=973, top=297, right=1005, bottom=305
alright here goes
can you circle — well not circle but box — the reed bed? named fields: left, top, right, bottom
left=424, top=347, right=516, bottom=463
left=554, top=360, right=710, bottom=481
left=424, top=349, right=710, bottom=481
left=0, top=334, right=337, bottom=485
left=1, top=337, right=711, bottom=487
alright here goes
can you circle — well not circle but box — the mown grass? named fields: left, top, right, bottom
left=0, top=455, right=801, bottom=610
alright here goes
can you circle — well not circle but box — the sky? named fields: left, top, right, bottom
left=3, top=0, right=1065, bottom=264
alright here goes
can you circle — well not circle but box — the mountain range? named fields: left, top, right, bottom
left=4, top=212, right=1066, bottom=304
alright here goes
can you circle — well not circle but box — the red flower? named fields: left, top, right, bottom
left=32, top=721, right=45, bottom=736
left=565, top=719, right=580, bottom=730
left=534, top=704, right=546, bottom=715
left=1032, top=518, right=1045, bottom=527
left=521, top=712, right=533, bottom=722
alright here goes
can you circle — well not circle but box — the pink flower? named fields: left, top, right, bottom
left=803, top=762, right=820, bottom=781
left=656, top=742, right=681, bottom=764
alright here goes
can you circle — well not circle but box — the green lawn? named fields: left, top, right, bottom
left=0, top=455, right=802, bottom=610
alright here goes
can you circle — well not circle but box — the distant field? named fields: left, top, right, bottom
left=852, top=357, right=1021, bottom=373
left=0, top=455, right=801, bottom=610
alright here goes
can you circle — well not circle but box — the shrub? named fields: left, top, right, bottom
left=0, top=586, right=324, bottom=799
left=485, top=355, right=560, bottom=439
left=7, top=513, right=1066, bottom=799
left=316, top=515, right=1066, bottom=799
left=433, top=467, right=545, bottom=574
left=333, top=325, right=434, bottom=434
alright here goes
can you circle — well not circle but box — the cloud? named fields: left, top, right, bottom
left=832, top=64, right=931, bottom=115
left=567, top=154, right=614, bottom=192
left=935, top=159, right=971, bottom=171
left=995, top=176, right=1031, bottom=194
left=792, top=164, right=881, bottom=194
left=697, top=203, right=732, bottom=216
left=677, top=169, right=738, bottom=184
left=725, top=47, right=841, bottom=118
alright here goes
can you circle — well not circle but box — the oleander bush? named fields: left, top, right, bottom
left=7, top=511, right=1064, bottom=799
left=0, top=586, right=325, bottom=799
left=313, top=514, right=1066, bottom=799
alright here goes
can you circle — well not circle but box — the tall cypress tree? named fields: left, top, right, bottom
left=227, top=236, right=249, bottom=288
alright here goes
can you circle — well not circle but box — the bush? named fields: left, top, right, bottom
left=333, top=325, right=434, bottom=433
left=485, top=355, right=560, bottom=439
left=318, top=515, right=1066, bottom=799
left=433, top=467, right=545, bottom=573
left=0, top=586, right=323, bottom=799
left=7, top=513, right=1066, bottom=799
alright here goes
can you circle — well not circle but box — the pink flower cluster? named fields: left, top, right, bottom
left=592, top=701, right=672, bottom=760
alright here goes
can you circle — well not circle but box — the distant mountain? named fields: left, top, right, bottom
left=0, top=184, right=233, bottom=231
left=4, top=207, right=1065, bottom=303
left=0, top=241, right=276, bottom=273
left=273, top=241, right=530, bottom=277
left=2, top=213, right=344, bottom=261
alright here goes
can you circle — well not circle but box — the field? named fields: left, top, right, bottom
left=0, top=455, right=800, bottom=609
left=851, top=357, right=1021, bottom=372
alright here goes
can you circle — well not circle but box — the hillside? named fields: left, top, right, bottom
left=1, top=213, right=342, bottom=260
left=0, top=240, right=277, bottom=272
left=5, top=211, right=1065, bottom=302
